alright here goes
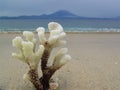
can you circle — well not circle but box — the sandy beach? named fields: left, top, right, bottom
left=0, top=33, right=120, bottom=90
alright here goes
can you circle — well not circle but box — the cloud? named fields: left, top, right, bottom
left=1, top=0, right=120, bottom=17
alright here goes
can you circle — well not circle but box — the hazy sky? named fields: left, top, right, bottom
left=0, top=0, right=120, bottom=17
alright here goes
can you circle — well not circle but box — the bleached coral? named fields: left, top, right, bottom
left=12, top=22, right=71, bottom=90
left=12, top=32, right=44, bottom=70
left=53, top=48, right=71, bottom=69
left=37, top=22, right=66, bottom=48
left=37, top=27, right=46, bottom=45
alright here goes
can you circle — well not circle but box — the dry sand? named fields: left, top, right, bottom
left=0, top=33, right=120, bottom=90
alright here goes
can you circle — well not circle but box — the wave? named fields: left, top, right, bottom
left=64, top=27, right=120, bottom=32
left=1, top=27, right=120, bottom=32
left=0, top=28, right=35, bottom=32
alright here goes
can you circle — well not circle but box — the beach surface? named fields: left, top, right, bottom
left=0, top=33, right=120, bottom=90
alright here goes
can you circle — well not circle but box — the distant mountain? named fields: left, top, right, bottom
left=0, top=10, right=84, bottom=19
left=0, top=10, right=120, bottom=20
left=47, top=10, right=79, bottom=18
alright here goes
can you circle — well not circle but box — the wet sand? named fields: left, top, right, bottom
left=0, top=33, right=120, bottom=90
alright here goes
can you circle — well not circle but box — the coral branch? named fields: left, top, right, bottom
left=12, top=31, right=44, bottom=90
left=28, top=69, right=43, bottom=90
left=41, top=48, right=50, bottom=70
left=40, top=67, right=56, bottom=90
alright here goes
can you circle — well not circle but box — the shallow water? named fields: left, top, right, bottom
left=1, top=19, right=120, bottom=32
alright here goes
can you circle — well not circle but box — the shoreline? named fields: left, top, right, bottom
left=1, top=31, right=120, bottom=34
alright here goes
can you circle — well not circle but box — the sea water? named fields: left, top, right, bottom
left=0, top=19, right=120, bottom=32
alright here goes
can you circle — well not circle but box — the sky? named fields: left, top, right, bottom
left=0, top=0, right=120, bottom=18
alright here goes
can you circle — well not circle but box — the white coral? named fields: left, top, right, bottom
left=37, top=22, right=66, bottom=48
left=12, top=22, right=71, bottom=89
left=13, top=22, right=70, bottom=69
left=37, top=27, right=46, bottom=45
left=12, top=31, right=45, bottom=69
left=12, top=36, right=23, bottom=50
left=22, top=41, right=34, bottom=58
left=48, top=22, right=63, bottom=31
left=53, top=48, right=71, bottom=68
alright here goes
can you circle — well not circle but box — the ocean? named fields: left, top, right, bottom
left=0, top=19, right=120, bottom=32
